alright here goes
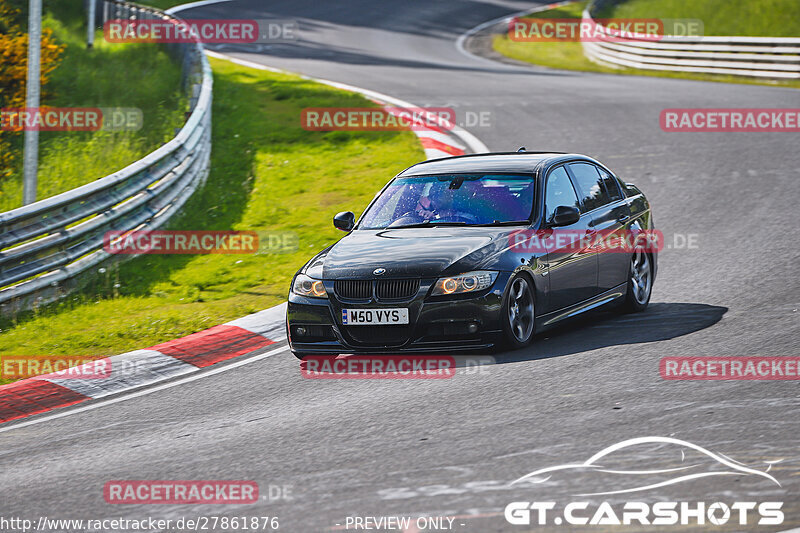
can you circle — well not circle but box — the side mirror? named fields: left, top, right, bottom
left=550, top=205, right=580, bottom=227
left=333, top=211, right=355, bottom=232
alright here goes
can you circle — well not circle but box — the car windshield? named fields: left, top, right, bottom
left=358, top=174, right=535, bottom=229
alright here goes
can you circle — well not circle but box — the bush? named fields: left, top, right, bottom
left=0, top=0, right=63, bottom=182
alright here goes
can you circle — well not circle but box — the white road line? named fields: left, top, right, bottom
left=164, top=0, right=233, bottom=15
left=455, top=1, right=576, bottom=63
left=0, top=345, right=288, bottom=435
left=204, top=51, right=490, bottom=154
left=414, top=129, right=467, bottom=149
left=0, top=0, right=493, bottom=435
left=225, top=302, right=288, bottom=339
left=424, top=148, right=459, bottom=159
left=42, top=349, right=197, bottom=399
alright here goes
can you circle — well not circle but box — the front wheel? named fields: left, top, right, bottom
left=501, top=274, right=536, bottom=350
left=620, top=248, right=652, bottom=313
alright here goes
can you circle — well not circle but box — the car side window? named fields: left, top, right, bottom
left=567, top=162, right=612, bottom=212
left=597, top=166, right=623, bottom=202
left=544, top=166, right=580, bottom=223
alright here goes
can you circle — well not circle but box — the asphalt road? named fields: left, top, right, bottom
left=1, top=1, right=799, bottom=531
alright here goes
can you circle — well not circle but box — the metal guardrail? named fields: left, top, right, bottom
left=0, top=0, right=212, bottom=315
left=582, top=1, right=800, bottom=79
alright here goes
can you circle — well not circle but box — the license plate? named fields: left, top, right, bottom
left=342, top=308, right=409, bottom=325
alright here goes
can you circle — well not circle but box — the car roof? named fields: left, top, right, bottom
left=397, top=152, right=591, bottom=176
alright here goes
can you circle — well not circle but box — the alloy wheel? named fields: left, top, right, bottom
left=631, top=249, right=652, bottom=305
left=508, top=277, right=534, bottom=343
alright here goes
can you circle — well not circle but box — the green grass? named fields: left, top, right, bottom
left=493, top=0, right=800, bottom=89
left=0, top=57, right=424, bottom=383
left=595, top=0, right=800, bottom=37
left=135, top=0, right=187, bottom=11
left=496, top=2, right=599, bottom=70
left=0, top=2, right=185, bottom=211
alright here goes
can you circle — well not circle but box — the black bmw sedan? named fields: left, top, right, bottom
left=286, top=152, right=657, bottom=357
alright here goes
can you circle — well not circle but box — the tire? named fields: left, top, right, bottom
left=500, top=274, right=536, bottom=350
left=620, top=247, right=653, bottom=313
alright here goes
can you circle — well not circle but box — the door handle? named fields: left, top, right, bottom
left=617, top=214, right=630, bottom=223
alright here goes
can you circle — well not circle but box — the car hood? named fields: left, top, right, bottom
left=305, top=227, right=516, bottom=279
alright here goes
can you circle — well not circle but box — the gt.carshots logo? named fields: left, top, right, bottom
left=505, top=501, right=783, bottom=526
left=504, top=437, right=785, bottom=527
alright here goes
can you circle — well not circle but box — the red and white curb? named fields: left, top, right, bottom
left=383, top=107, right=466, bottom=159
left=203, top=50, right=488, bottom=158
left=0, top=304, right=287, bottom=425
left=0, top=43, right=488, bottom=427
left=455, top=0, right=577, bottom=63
left=380, top=105, right=466, bottom=159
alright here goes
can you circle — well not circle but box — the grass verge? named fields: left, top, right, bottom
left=594, top=0, right=800, bottom=37
left=135, top=0, right=188, bottom=11
left=0, top=56, right=424, bottom=384
left=0, top=2, right=185, bottom=211
left=492, top=0, right=800, bottom=89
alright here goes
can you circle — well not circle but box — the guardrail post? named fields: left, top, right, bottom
left=22, top=0, right=42, bottom=206
left=87, top=0, right=96, bottom=48
left=0, top=0, right=214, bottom=314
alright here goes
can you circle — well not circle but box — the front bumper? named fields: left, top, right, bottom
left=287, top=273, right=512, bottom=354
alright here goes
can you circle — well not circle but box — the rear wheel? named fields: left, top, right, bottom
left=501, top=274, right=535, bottom=349
left=620, top=248, right=652, bottom=313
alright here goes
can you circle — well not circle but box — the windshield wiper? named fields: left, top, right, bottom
left=472, top=220, right=530, bottom=226
left=385, top=220, right=467, bottom=229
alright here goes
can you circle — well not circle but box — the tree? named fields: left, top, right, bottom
left=0, top=0, right=63, bottom=182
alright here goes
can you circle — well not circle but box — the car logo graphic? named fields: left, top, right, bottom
left=373, top=268, right=386, bottom=275
left=510, top=436, right=782, bottom=496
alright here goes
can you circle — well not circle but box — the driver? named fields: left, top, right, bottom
left=415, top=195, right=436, bottom=219
left=415, top=185, right=453, bottom=220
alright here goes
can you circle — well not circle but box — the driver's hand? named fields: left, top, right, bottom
left=416, top=197, right=435, bottom=219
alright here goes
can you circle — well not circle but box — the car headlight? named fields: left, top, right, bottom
left=431, top=271, right=498, bottom=296
left=292, top=274, right=328, bottom=298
